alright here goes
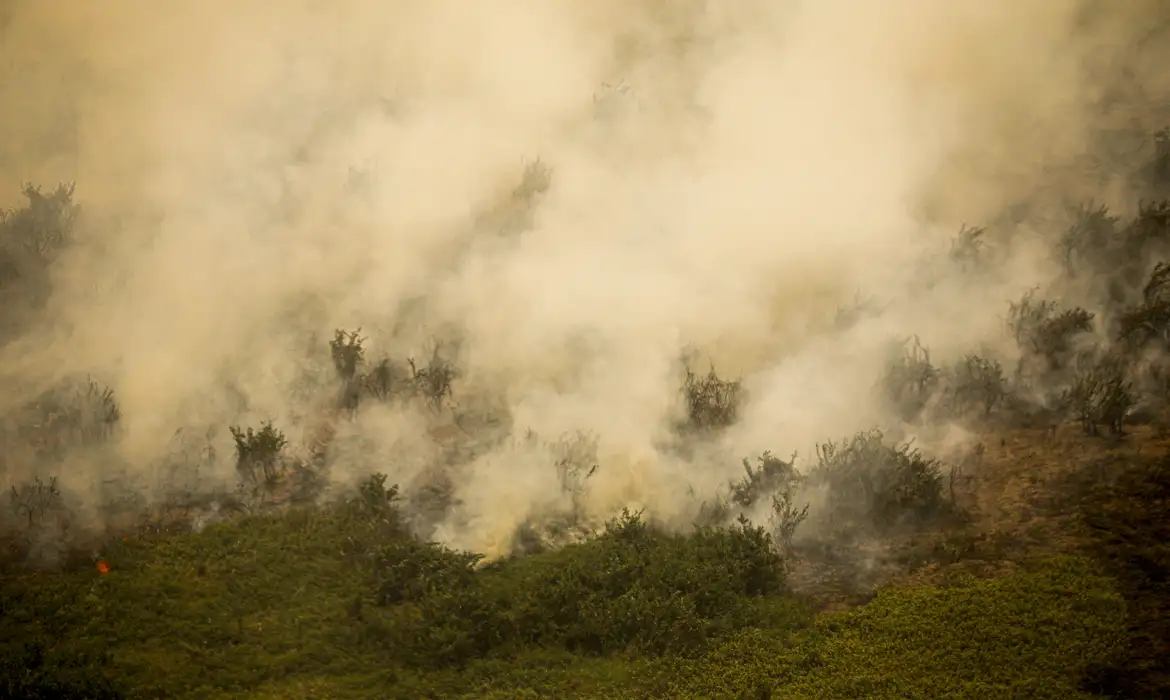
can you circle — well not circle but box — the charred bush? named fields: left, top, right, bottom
left=1064, top=353, right=1135, bottom=437
left=681, top=363, right=743, bottom=434
left=949, top=223, right=989, bottom=273
left=8, top=476, right=64, bottom=529
left=408, top=342, right=459, bottom=413
left=1117, top=261, right=1170, bottom=351
left=330, top=328, right=367, bottom=414
left=880, top=336, right=940, bottom=423
left=1058, top=203, right=1119, bottom=278
left=941, top=354, right=1010, bottom=421
left=1008, top=289, right=1095, bottom=375
left=810, top=430, right=951, bottom=536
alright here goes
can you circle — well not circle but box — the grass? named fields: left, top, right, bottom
left=1078, top=452, right=1170, bottom=697
left=0, top=492, right=1131, bottom=698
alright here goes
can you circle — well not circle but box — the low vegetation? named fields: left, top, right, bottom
left=2, top=95, right=1170, bottom=700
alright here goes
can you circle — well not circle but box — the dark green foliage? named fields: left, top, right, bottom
left=373, top=539, right=483, bottom=606
left=366, top=510, right=791, bottom=667
left=353, top=472, right=403, bottom=526
left=1080, top=453, right=1170, bottom=697
left=682, top=363, right=743, bottom=433
left=880, top=336, right=940, bottom=423
left=811, top=430, right=950, bottom=535
left=0, top=642, right=124, bottom=700
left=230, top=421, right=288, bottom=486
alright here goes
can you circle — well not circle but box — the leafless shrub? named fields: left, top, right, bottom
left=1147, top=128, right=1170, bottom=190
left=880, top=336, right=940, bottom=423
left=949, top=223, right=988, bottom=272
left=8, top=476, right=64, bottom=528
left=730, top=451, right=799, bottom=510
left=552, top=430, right=599, bottom=511
left=18, top=378, right=121, bottom=458
left=833, top=290, right=881, bottom=331
left=513, top=159, right=552, bottom=202
left=362, top=356, right=413, bottom=402
left=1117, top=261, right=1170, bottom=351
left=681, top=363, right=743, bottom=434
left=1120, top=200, right=1170, bottom=262
left=941, top=355, right=1009, bottom=420
left=810, top=430, right=950, bottom=536
left=1008, top=288, right=1095, bottom=374
left=1058, top=203, right=1118, bottom=277
left=330, top=328, right=367, bottom=415
left=1064, top=353, right=1135, bottom=437
left=769, top=488, right=809, bottom=558
left=409, top=342, right=458, bottom=412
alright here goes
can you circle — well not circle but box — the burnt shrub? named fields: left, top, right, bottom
left=1008, top=289, right=1095, bottom=377
left=808, top=430, right=952, bottom=536
left=681, top=363, right=743, bottom=434
left=879, top=336, right=940, bottom=423
left=940, top=354, right=1010, bottom=421
left=1064, top=352, right=1135, bottom=437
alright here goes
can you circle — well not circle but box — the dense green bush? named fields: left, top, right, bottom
left=365, top=510, right=792, bottom=667
left=0, top=641, right=125, bottom=700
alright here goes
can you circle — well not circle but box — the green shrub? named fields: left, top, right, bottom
left=0, top=641, right=125, bottom=700
left=229, top=421, right=288, bottom=486
left=372, top=539, right=482, bottom=606
left=366, top=510, right=792, bottom=667
left=660, top=557, right=1126, bottom=700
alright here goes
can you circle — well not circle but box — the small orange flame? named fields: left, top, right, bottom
left=96, top=559, right=110, bottom=575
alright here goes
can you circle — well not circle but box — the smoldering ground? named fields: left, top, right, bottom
left=1, top=0, right=1169, bottom=559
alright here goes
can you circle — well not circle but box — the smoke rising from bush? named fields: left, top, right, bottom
left=1, top=0, right=1169, bottom=557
